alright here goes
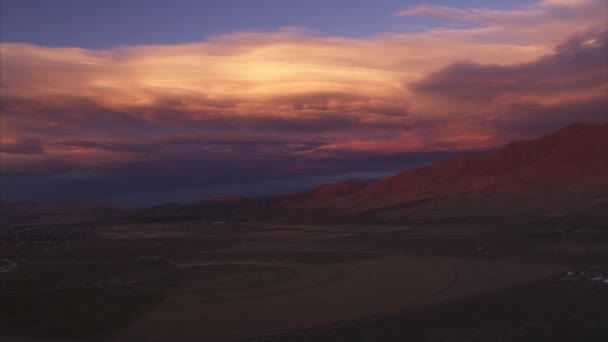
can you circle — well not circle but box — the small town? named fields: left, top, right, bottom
left=560, top=271, right=608, bottom=285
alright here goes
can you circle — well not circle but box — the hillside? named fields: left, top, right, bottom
left=342, top=123, right=608, bottom=207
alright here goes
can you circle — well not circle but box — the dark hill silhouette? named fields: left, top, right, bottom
left=111, top=122, right=608, bottom=220
left=2, top=123, right=606, bottom=223
left=308, top=179, right=367, bottom=201
left=271, top=179, right=367, bottom=205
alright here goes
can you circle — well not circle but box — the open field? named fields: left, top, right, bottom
left=271, top=278, right=608, bottom=342
left=117, top=254, right=564, bottom=342
left=0, top=259, right=18, bottom=273
left=116, top=255, right=455, bottom=341
left=1, top=210, right=607, bottom=341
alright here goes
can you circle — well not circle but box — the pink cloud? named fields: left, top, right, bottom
left=1, top=0, right=606, bottom=177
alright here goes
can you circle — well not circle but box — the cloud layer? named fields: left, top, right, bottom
left=1, top=0, right=607, bottom=203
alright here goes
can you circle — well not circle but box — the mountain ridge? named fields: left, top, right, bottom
left=336, top=122, right=608, bottom=208
left=2, top=122, right=606, bottom=220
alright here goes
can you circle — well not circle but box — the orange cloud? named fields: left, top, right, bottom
left=0, top=0, right=606, bottom=176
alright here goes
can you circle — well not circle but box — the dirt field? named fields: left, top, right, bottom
left=271, top=279, right=608, bottom=342
left=1, top=216, right=606, bottom=341
left=115, top=249, right=564, bottom=341
left=116, top=255, right=455, bottom=341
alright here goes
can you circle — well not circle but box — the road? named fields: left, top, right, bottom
left=0, top=259, right=18, bottom=273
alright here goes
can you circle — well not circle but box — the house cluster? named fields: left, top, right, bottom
left=0, top=227, right=94, bottom=244
left=560, top=271, right=608, bottom=285
left=163, top=221, right=228, bottom=230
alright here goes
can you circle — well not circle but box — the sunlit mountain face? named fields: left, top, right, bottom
left=1, top=0, right=606, bottom=205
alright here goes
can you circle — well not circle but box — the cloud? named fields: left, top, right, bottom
left=0, top=0, right=606, bottom=203
left=396, top=5, right=542, bottom=24
left=410, top=29, right=608, bottom=138
left=0, top=137, right=44, bottom=155
left=396, top=0, right=605, bottom=26
left=411, top=29, right=607, bottom=100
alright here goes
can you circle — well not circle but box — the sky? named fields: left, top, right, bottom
left=1, top=0, right=607, bottom=206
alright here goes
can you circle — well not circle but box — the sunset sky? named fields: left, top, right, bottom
left=1, top=0, right=607, bottom=205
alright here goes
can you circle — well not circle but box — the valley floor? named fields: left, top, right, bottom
left=1, top=215, right=607, bottom=341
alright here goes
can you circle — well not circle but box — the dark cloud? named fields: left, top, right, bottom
left=0, top=95, right=152, bottom=140
left=1, top=91, right=414, bottom=136
left=0, top=137, right=44, bottom=154
left=410, top=29, right=608, bottom=103
left=46, top=140, right=156, bottom=153
left=60, top=134, right=326, bottom=155
left=495, top=95, right=608, bottom=135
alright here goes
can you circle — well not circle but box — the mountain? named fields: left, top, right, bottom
left=307, top=179, right=367, bottom=201
left=168, top=122, right=607, bottom=220
left=8, top=123, right=603, bottom=224
left=341, top=123, right=608, bottom=208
